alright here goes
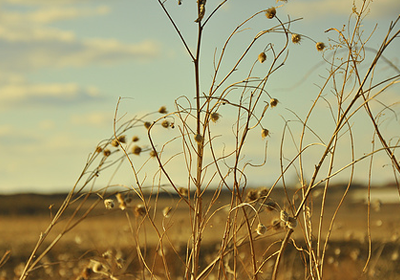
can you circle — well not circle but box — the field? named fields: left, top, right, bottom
left=1, top=185, right=400, bottom=280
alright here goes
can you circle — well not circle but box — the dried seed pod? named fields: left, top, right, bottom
left=210, top=112, right=221, bottom=123
left=178, top=187, right=188, bottom=197
left=104, top=199, right=115, bottom=210
left=286, top=216, right=297, bottom=229
left=256, top=223, right=267, bottom=235
left=194, top=134, right=203, bottom=144
left=132, top=145, right=142, bottom=155
left=103, top=149, right=111, bottom=157
left=291, top=33, right=301, bottom=44
left=95, top=146, right=102, bottom=153
left=258, top=52, right=267, bottom=63
left=149, top=150, right=157, bottom=157
left=111, top=139, right=119, bottom=147
left=270, top=98, right=279, bottom=107
left=261, top=128, right=270, bottom=139
left=132, top=136, right=139, bottom=142
left=117, top=135, right=126, bottom=143
left=316, top=42, right=325, bottom=51
left=144, top=121, right=152, bottom=129
left=265, top=7, right=276, bottom=19
left=163, top=206, right=172, bottom=218
left=280, top=210, right=289, bottom=222
left=134, top=204, right=146, bottom=217
left=247, top=189, right=259, bottom=201
left=158, top=106, right=168, bottom=114
left=161, top=120, right=170, bottom=128
left=116, top=193, right=126, bottom=210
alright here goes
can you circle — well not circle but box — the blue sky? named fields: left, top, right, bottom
left=0, top=0, right=399, bottom=193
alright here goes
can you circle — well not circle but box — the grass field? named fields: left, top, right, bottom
left=1, top=185, right=399, bottom=279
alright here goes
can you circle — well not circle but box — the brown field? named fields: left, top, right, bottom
left=1, top=186, right=400, bottom=280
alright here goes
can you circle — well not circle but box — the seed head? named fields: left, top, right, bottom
left=286, top=216, right=297, bottom=229
left=316, top=42, right=325, bottom=52
left=111, top=139, right=119, bottom=147
left=261, top=128, right=270, bottom=139
left=194, top=134, right=203, bottom=144
left=104, top=199, right=115, bottom=210
left=95, top=146, right=102, bottom=153
left=117, top=135, right=126, bottom=143
left=134, top=204, right=146, bottom=217
left=270, top=98, right=279, bottom=107
left=256, top=223, right=267, bottom=235
left=149, top=150, right=157, bottom=157
left=144, top=121, right=152, bottom=129
left=158, top=106, right=168, bottom=114
left=265, top=7, right=276, bottom=19
left=132, top=136, right=139, bottom=142
left=163, top=206, right=172, bottom=218
left=247, top=189, right=259, bottom=201
left=103, top=149, right=111, bottom=157
left=291, top=33, right=301, bottom=44
left=161, top=120, right=170, bottom=128
left=258, top=187, right=269, bottom=198
left=116, top=193, right=126, bottom=210
left=210, top=112, right=221, bottom=123
left=132, top=145, right=142, bottom=155
left=280, top=210, right=289, bottom=222
left=258, top=52, right=267, bottom=63
left=178, top=187, right=188, bottom=197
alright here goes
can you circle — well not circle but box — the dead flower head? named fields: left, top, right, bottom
left=132, top=145, right=142, bottom=155
left=111, top=139, right=119, bottom=147
left=265, top=7, right=276, bottom=19
left=144, top=121, right=152, bottom=129
left=286, top=216, right=297, bottom=229
left=163, top=206, right=172, bottom=218
left=149, top=150, right=157, bottom=157
left=134, top=204, right=146, bottom=217
left=256, top=223, right=267, bottom=235
left=117, top=135, right=126, bottom=143
left=280, top=210, right=289, bottom=222
left=103, top=149, right=111, bottom=157
left=104, top=199, right=115, bottom=210
left=116, top=193, right=126, bottom=210
left=178, top=187, right=188, bottom=197
left=158, top=106, right=168, bottom=114
left=261, top=128, right=270, bottom=139
left=270, top=98, right=279, bottom=107
left=316, top=42, right=325, bottom=52
left=247, top=189, right=259, bottom=201
left=132, top=136, right=139, bottom=142
left=258, top=52, right=267, bottom=63
left=95, top=146, right=102, bottom=153
left=210, top=112, right=221, bottom=123
left=291, top=33, right=301, bottom=44
left=194, top=134, right=203, bottom=144
left=161, top=120, right=170, bottom=128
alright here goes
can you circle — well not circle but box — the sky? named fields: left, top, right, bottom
left=0, top=0, right=399, bottom=194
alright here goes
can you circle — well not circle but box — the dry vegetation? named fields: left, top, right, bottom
left=1, top=1, right=400, bottom=279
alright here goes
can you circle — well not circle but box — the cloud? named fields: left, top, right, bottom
left=0, top=4, right=161, bottom=73
left=0, top=82, right=103, bottom=108
left=283, top=0, right=399, bottom=20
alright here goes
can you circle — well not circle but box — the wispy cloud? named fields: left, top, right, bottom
left=0, top=3, right=160, bottom=73
left=0, top=83, right=103, bottom=108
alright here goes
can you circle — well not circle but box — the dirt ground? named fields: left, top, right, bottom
left=1, top=185, right=399, bottom=279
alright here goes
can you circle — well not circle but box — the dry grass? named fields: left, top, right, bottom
left=1, top=1, right=399, bottom=279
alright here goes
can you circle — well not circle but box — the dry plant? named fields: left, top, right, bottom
left=15, top=1, right=399, bottom=280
